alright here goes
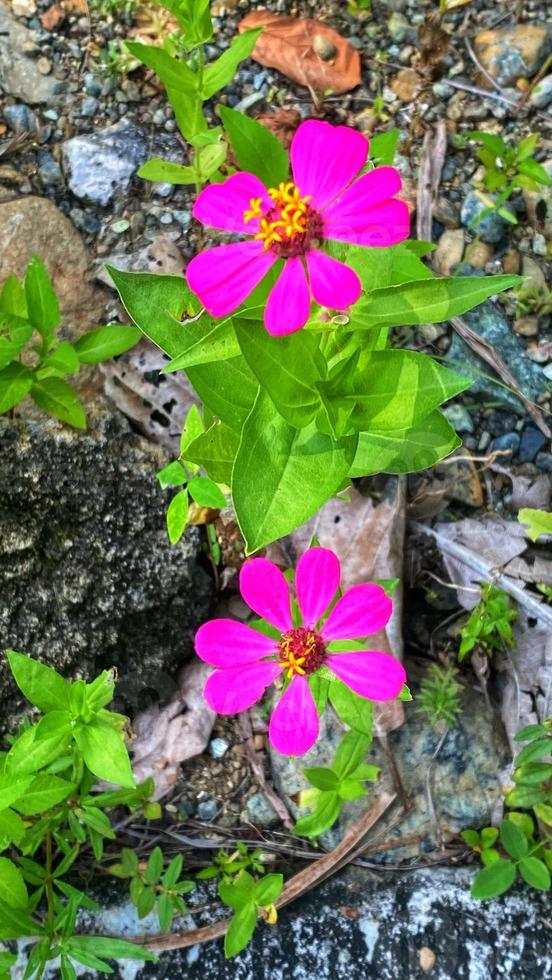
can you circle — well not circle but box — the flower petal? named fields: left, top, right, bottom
left=193, top=172, right=271, bottom=234
left=291, top=120, right=368, bottom=210
left=204, top=660, right=281, bottom=714
left=269, top=675, right=319, bottom=755
left=264, top=257, right=310, bottom=335
left=324, top=197, right=411, bottom=248
left=295, top=547, right=341, bottom=628
left=326, top=650, right=406, bottom=701
left=195, top=619, right=277, bottom=667
left=239, top=558, right=292, bottom=632
left=322, top=584, right=392, bottom=641
left=306, top=250, right=361, bottom=310
left=186, top=240, right=276, bottom=318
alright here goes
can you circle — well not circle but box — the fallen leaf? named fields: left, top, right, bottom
left=40, top=2, right=65, bottom=29
left=497, top=610, right=552, bottom=752
left=239, top=12, right=361, bottom=95
left=131, top=660, right=216, bottom=799
left=254, top=108, right=302, bottom=149
left=417, top=19, right=450, bottom=79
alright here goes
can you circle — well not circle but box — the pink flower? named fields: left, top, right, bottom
left=186, top=120, right=411, bottom=336
left=195, top=547, right=406, bottom=756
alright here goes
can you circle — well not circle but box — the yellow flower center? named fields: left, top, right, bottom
left=243, top=182, right=322, bottom=258
left=278, top=627, right=326, bottom=678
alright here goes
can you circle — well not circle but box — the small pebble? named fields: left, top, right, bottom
left=532, top=233, right=547, bottom=256
left=37, top=56, right=52, bottom=75
left=518, top=425, right=547, bottom=463
left=491, top=432, right=520, bottom=455
left=111, top=219, right=130, bottom=234
left=196, top=798, right=218, bottom=822
left=209, top=738, right=229, bottom=759
left=80, top=96, right=98, bottom=117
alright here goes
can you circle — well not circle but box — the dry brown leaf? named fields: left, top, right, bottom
left=131, top=660, right=216, bottom=799
left=253, top=108, right=301, bottom=149
left=497, top=610, right=552, bottom=751
left=239, top=12, right=361, bottom=95
left=40, top=2, right=65, bottom=29
left=417, top=19, right=450, bottom=79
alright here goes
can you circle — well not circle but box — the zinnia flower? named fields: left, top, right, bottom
left=186, top=120, right=410, bottom=336
left=195, top=547, right=406, bottom=756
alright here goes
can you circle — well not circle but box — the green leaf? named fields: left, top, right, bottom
left=234, top=318, right=324, bottom=428
left=13, top=775, right=75, bottom=816
left=471, top=859, right=517, bottom=899
left=24, top=255, right=60, bottom=338
left=166, top=490, right=189, bottom=544
left=329, top=678, right=374, bottom=737
left=60, top=955, right=78, bottom=980
left=6, top=651, right=71, bottom=713
left=195, top=142, right=228, bottom=181
left=350, top=410, right=460, bottom=477
left=31, top=378, right=86, bottom=429
left=138, top=145, right=228, bottom=185
left=160, top=0, right=212, bottom=43
left=162, top=854, right=183, bottom=888
left=500, top=819, right=528, bottom=859
left=534, top=802, right=552, bottom=825
left=157, top=892, right=173, bottom=931
left=0, top=363, right=34, bottom=413
left=187, top=475, right=226, bottom=508
left=252, top=873, right=284, bottom=907
left=514, top=723, right=548, bottom=742
left=346, top=275, right=523, bottom=330
left=184, top=423, right=239, bottom=485
left=0, top=857, right=28, bottom=909
left=518, top=508, right=552, bottom=542
left=0, top=952, right=17, bottom=974
left=157, top=460, right=188, bottom=489
left=369, top=130, right=400, bottom=166
left=74, top=325, right=140, bottom=364
left=294, top=791, right=342, bottom=838
left=338, top=778, right=366, bottom=801
left=67, top=936, right=156, bottom=964
left=304, top=768, right=339, bottom=791
left=187, top=355, right=258, bottom=433
left=233, top=391, right=356, bottom=553
left=515, top=739, right=551, bottom=766
left=0, top=275, right=27, bottom=318
left=219, top=871, right=256, bottom=910
left=218, top=106, right=289, bottom=187
left=0, top=809, right=25, bottom=847
left=5, top=725, right=72, bottom=776
left=518, top=857, right=551, bottom=890
left=224, top=902, right=257, bottom=958
left=161, top=317, right=240, bottom=372
left=145, top=846, right=164, bottom=885
left=0, top=897, right=39, bottom=939
left=0, top=312, right=33, bottom=369
left=73, top=721, right=135, bottom=789
left=36, top=341, right=80, bottom=379
left=202, top=29, right=262, bottom=100
left=125, top=41, right=197, bottom=93
left=332, top=729, right=372, bottom=779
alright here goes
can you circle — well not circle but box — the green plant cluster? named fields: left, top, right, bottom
left=417, top=663, right=462, bottom=729
left=110, top=847, right=194, bottom=929
left=0, top=257, right=139, bottom=428
left=458, top=583, right=518, bottom=662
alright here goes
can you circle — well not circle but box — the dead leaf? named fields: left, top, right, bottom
left=497, top=610, right=552, bottom=752
left=417, top=19, right=450, bottom=79
left=392, top=68, right=422, bottom=102
left=40, top=2, right=65, bottom=29
left=253, top=108, right=301, bottom=149
left=409, top=450, right=483, bottom=519
left=239, top=12, right=361, bottom=95
left=131, top=660, right=216, bottom=800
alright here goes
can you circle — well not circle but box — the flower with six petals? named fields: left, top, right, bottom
left=186, top=120, right=410, bottom=336
left=195, top=547, right=406, bottom=756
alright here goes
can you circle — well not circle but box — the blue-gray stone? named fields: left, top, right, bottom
left=460, top=191, right=515, bottom=243
left=519, top=424, right=548, bottom=463
left=80, top=96, right=98, bottom=117
left=491, top=432, right=520, bottom=454
left=196, top=798, right=218, bottom=821
left=62, top=119, right=149, bottom=206
left=3, top=103, right=37, bottom=132
left=37, top=151, right=63, bottom=187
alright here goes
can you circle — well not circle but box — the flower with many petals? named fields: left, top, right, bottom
left=186, top=120, right=410, bottom=336
left=195, top=547, right=406, bottom=756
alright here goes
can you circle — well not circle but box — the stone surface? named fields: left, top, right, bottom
left=460, top=191, right=514, bottom=243
left=530, top=73, right=552, bottom=109
left=0, top=196, right=106, bottom=335
left=0, top=402, right=214, bottom=718
left=433, top=229, right=465, bottom=276
left=62, top=120, right=149, bottom=206
left=474, top=24, right=552, bottom=88
left=0, top=1, right=65, bottom=105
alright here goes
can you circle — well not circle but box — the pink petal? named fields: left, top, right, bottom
left=186, top=241, right=276, bottom=318
left=204, top=660, right=281, bottom=714
left=193, top=172, right=271, bottom=234
left=322, top=584, right=392, bottom=641
left=264, top=258, right=311, bottom=335
left=295, top=547, right=341, bottom=628
left=269, top=675, right=319, bottom=756
left=327, top=650, right=406, bottom=701
left=305, top=250, right=361, bottom=310
left=195, top=619, right=277, bottom=667
left=324, top=197, right=411, bottom=248
left=239, top=558, right=292, bottom=632
left=291, top=120, right=368, bottom=210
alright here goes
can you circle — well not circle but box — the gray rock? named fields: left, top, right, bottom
left=530, top=73, right=552, bottom=108
left=460, top=191, right=514, bottom=243
left=3, top=102, right=37, bottom=133
left=62, top=119, right=149, bottom=206
left=443, top=403, right=474, bottom=434
left=519, top=424, right=547, bottom=463
left=492, top=432, right=521, bottom=454
left=0, top=403, right=213, bottom=719
left=245, top=792, right=280, bottom=828
left=79, top=95, right=98, bottom=117
left=474, top=24, right=552, bottom=88
left=196, top=798, right=218, bottom=821
left=0, top=2, right=65, bottom=105
left=36, top=150, right=63, bottom=187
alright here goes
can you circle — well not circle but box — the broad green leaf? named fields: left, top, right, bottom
left=234, top=318, right=324, bottom=428
left=328, top=678, right=374, bottom=738
left=224, top=902, right=257, bottom=958
left=344, top=275, right=523, bottom=330
left=369, top=130, right=400, bottom=165
left=304, top=768, right=339, bottom=792
left=24, top=255, right=60, bottom=338
left=187, top=356, right=258, bottom=433
left=0, top=857, right=28, bottom=909
left=294, top=791, right=342, bottom=838
left=202, top=29, right=262, bottom=100
left=36, top=341, right=80, bottom=378
left=515, top=739, right=551, bottom=766
left=500, top=819, right=528, bottom=860
left=219, top=871, right=256, bottom=910
left=218, top=106, right=289, bottom=187
left=338, top=778, right=366, bottom=801
left=166, top=490, right=189, bottom=544
left=0, top=311, right=33, bottom=368
left=332, top=729, right=372, bottom=779
left=157, top=460, right=188, bottom=489
left=233, top=391, right=356, bottom=553
left=471, top=859, right=517, bottom=899
left=0, top=809, right=25, bottom=847
left=0, top=275, right=27, bottom=318
left=196, top=142, right=228, bottom=181
left=13, top=775, right=75, bottom=816
left=534, top=802, right=552, bottom=825
left=31, top=378, right=86, bottom=429
left=125, top=42, right=198, bottom=92
left=252, top=873, right=284, bottom=907
left=144, top=846, right=164, bottom=885
left=159, top=0, right=212, bottom=42
left=0, top=775, right=34, bottom=813
left=74, top=325, right=140, bottom=364
left=67, top=936, right=156, bottom=963
left=180, top=404, right=204, bottom=455
left=0, top=897, right=38, bottom=939
left=73, top=721, right=135, bottom=789
left=138, top=157, right=205, bottom=185
left=6, top=650, right=71, bottom=713
left=5, top=725, right=72, bottom=776
left=161, top=319, right=240, bottom=372
left=0, top=951, right=17, bottom=974
left=518, top=508, right=552, bottom=542
left=166, top=86, right=206, bottom=142
left=0, top=363, right=34, bottom=413
left=184, top=423, right=239, bottom=485
left=518, top=857, right=550, bottom=890
left=350, top=410, right=460, bottom=477
left=187, top=475, right=226, bottom=508
left=514, top=724, right=548, bottom=742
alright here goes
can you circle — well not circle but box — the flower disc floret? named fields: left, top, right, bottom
left=278, top=627, right=327, bottom=677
